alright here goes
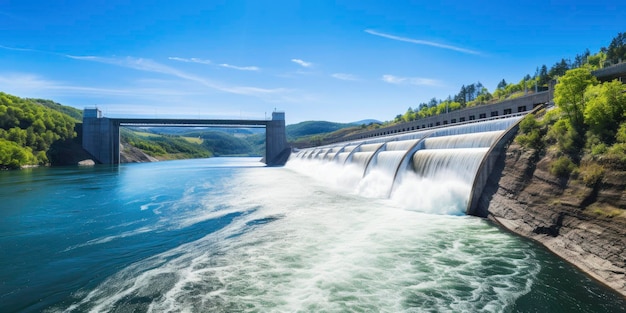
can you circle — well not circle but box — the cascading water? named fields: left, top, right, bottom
left=423, top=131, right=501, bottom=149
left=350, top=151, right=374, bottom=169
left=411, top=148, right=489, bottom=183
left=289, top=116, right=521, bottom=214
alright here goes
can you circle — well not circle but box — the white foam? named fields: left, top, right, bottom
left=59, top=166, right=539, bottom=312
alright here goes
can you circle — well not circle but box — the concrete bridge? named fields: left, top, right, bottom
left=82, top=109, right=290, bottom=166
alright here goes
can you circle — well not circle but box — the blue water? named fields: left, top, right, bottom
left=0, top=158, right=624, bottom=312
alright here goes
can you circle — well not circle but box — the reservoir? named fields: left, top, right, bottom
left=1, top=157, right=625, bottom=312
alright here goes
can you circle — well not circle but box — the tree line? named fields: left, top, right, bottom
left=393, top=32, right=626, bottom=125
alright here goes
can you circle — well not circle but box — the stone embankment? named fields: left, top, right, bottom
left=481, top=143, right=626, bottom=297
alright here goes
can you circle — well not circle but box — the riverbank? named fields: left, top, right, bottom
left=481, top=142, right=626, bottom=297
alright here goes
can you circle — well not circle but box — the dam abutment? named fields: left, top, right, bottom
left=466, top=105, right=545, bottom=216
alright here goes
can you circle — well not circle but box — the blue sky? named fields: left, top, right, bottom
left=1, top=1, right=624, bottom=124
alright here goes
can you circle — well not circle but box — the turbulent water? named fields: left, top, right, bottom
left=1, top=158, right=625, bottom=313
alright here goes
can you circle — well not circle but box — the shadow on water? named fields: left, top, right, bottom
left=508, top=234, right=626, bottom=313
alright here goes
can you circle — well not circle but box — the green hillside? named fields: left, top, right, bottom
left=0, top=92, right=77, bottom=169
left=124, top=128, right=265, bottom=160
left=286, top=121, right=354, bottom=140
left=121, top=128, right=212, bottom=160
left=29, top=98, right=83, bottom=122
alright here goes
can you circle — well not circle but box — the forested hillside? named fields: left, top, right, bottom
left=391, top=32, right=626, bottom=125
left=516, top=68, right=626, bottom=183
left=0, top=92, right=77, bottom=169
left=29, top=98, right=83, bottom=122
left=121, top=128, right=265, bottom=160
left=121, top=128, right=212, bottom=160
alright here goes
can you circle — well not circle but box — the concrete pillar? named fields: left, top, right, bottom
left=265, top=112, right=290, bottom=166
left=82, top=109, right=119, bottom=164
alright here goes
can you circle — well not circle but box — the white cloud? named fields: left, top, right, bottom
left=67, top=55, right=286, bottom=97
left=0, top=44, right=39, bottom=52
left=0, top=73, right=194, bottom=97
left=331, top=73, right=359, bottom=81
left=381, top=74, right=442, bottom=87
left=291, top=58, right=313, bottom=68
left=219, top=64, right=260, bottom=71
left=168, top=57, right=212, bottom=65
left=169, top=57, right=260, bottom=71
left=365, top=29, right=480, bottom=55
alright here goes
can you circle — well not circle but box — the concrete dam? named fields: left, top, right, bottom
left=288, top=111, right=536, bottom=216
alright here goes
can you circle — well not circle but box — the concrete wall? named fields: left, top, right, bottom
left=593, top=62, right=626, bottom=82
left=336, top=91, right=551, bottom=143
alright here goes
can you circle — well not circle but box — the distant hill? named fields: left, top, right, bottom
left=350, top=119, right=381, bottom=125
left=286, top=121, right=355, bottom=141
left=199, top=131, right=260, bottom=156
left=286, top=120, right=385, bottom=148
left=141, top=127, right=263, bottom=136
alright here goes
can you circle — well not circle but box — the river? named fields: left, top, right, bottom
left=0, top=157, right=624, bottom=312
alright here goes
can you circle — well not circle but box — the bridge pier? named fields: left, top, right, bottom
left=264, top=112, right=290, bottom=166
left=82, top=109, right=120, bottom=164
left=82, top=109, right=289, bottom=166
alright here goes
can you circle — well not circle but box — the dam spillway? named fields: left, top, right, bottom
left=287, top=116, right=522, bottom=215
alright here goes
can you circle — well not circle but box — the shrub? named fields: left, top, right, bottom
left=516, top=114, right=544, bottom=150
left=590, top=143, right=608, bottom=156
left=617, top=122, right=626, bottom=144
left=550, top=156, right=577, bottom=177
left=605, top=143, right=626, bottom=167
left=546, top=119, right=582, bottom=157
left=579, top=163, right=605, bottom=186
left=516, top=129, right=543, bottom=150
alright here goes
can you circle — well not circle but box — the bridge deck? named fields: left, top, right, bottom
left=112, top=118, right=270, bottom=127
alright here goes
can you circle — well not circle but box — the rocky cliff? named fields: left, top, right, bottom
left=120, top=142, right=159, bottom=163
left=480, top=142, right=626, bottom=296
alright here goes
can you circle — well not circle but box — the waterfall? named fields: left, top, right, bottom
left=411, top=148, right=489, bottom=183
left=359, top=143, right=384, bottom=152
left=385, top=139, right=419, bottom=151
left=289, top=116, right=520, bottom=214
left=423, top=131, right=502, bottom=149
left=368, top=151, right=406, bottom=174
left=350, top=152, right=375, bottom=169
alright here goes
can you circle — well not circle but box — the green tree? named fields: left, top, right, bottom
left=573, top=49, right=591, bottom=68
left=554, top=67, right=598, bottom=132
left=0, top=92, right=77, bottom=167
left=401, top=107, right=416, bottom=122
left=538, top=65, right=549, bottom=87
left=497, top=79, right=507, bottom=90
left=0, top=139, right=35, bottom=169
left=549, top=58, right=570, bottom=78
left=586, top=52, right=607, bottom=70
left=606, top=32, right=626, bottom=65
left=428, top=97, right=438, bottom=108
left=584, top=80, right=626, bottom=143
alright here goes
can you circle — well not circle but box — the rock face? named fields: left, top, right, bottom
left=480, top=143, right=626, bottom=296
left=120, top=142, right=159, bottom=163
